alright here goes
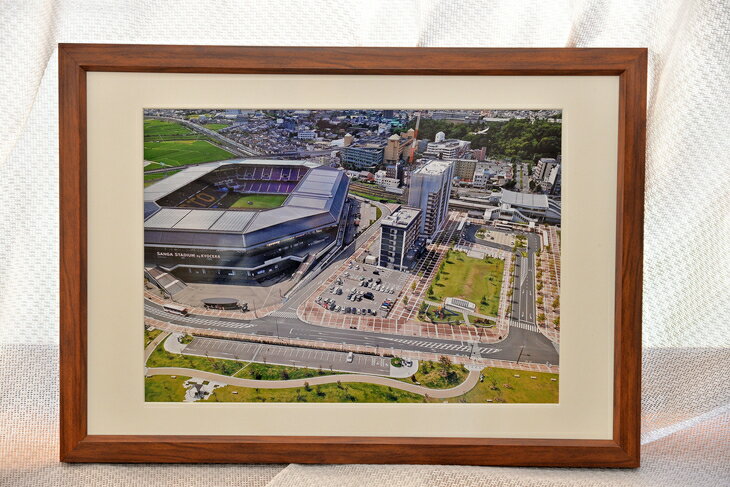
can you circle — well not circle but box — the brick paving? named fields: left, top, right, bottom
left=535, top=224, right=561, bottom=344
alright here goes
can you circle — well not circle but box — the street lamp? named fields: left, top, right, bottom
left=516, top=345, right=525, bottom=364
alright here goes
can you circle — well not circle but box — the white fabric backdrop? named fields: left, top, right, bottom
left=0, top=1, right=728, bottom=485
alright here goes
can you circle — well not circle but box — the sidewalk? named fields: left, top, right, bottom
left=146, top=367, right=481, bottom=399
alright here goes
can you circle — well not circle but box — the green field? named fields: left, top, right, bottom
left=230, top=194, right=288, bottom=209
left=427, top=251, right=504, bottom=316
left=203, top=381, right=425, bottom=403
left=145, top=375, right=190, bottom=402
left=144, top=119, right=194, bottom=137
left=144, top=140, right=236, bottom=169
left=456, top=367, right=558, bottom=403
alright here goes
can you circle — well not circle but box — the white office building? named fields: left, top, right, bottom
left=407, top=159, right=454, bottom=237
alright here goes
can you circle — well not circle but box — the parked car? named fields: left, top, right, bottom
left=346, top=352, right=354, bottom=363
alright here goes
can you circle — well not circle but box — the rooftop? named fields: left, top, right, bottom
left=500, top=189, right=550, bottom=209
left=381, top=206, right=421, bottom=229
left=414, top=159, right=453, bottom=176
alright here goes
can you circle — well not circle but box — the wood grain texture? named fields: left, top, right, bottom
left=58, top=45, right=645, bottom=467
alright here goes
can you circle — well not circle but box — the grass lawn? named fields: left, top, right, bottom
left=203, top=123, right=230, bottom=130
left=230, top=193, right=288, bottom=209
left=427, top=251, right=504, bottom=316
left=144, top=140, right=236, bottom=168
left=417, top=304, right=465, bottom=324
left=456, top=367, right=559, bottom=403
left=143, top=119, right=194, bottom=137
left=234, top=362, right=345, bottom=381
left=145, top=375, right=190, bottom=402
left=398, top=360, right=469, bottom=389
left=203, top=381, right=425, bottom=403
left=144, top=328, right=163, bottom=348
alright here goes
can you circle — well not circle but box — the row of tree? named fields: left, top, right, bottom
left=408, top=118, right=562, bottom=162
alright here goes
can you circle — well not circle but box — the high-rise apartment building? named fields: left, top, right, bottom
left=407, top=159, right=454, bottom=237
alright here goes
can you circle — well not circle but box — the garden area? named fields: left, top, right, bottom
left=400, top=357, right=469, bottom=389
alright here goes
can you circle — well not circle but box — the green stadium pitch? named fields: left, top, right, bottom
left=230, top=193, right=288, bottom=209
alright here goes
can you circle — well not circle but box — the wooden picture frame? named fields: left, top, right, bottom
left=59, top=45, right=645, bottom=467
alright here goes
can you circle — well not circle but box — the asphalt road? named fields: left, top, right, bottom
left=144, top=301, right=558, bottom=365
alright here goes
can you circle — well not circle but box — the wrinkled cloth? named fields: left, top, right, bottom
left=0, top=1, right=728, bottom=486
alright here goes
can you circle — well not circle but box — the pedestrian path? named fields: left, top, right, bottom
left=146, top=367, right=481, bottom=399
left=509, top=319, right=540, bottom=333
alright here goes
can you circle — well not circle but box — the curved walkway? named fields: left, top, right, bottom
left=146, top=367, right=481, bottom=399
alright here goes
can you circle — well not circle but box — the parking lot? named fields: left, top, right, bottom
left=314, top=261, right=409, bottom=320
left=183, top=337, right=392, bottom=375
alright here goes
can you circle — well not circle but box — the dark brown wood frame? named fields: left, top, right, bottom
left=59, top=45, right=645, bottom=467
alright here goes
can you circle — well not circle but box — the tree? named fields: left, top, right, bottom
left=303, top=381, right=311, bottom=391
left=537, top=313, right=546, bottom=323
left=438, top=355, right=452, bottom=378
left=403, top=296, right=409, bottom=306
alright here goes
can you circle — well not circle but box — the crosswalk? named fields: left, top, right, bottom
left=509, top=319, right=540, bottom=333
left=385, top=338, right=471, bottom=352
left=269, top=310, right=299, bottom=319
left=144, top=304, right=255, bottom=329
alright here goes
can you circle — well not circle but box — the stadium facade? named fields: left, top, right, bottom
left=144, top=160, right=350, bottom=283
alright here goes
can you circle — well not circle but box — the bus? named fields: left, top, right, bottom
left=162, top=303, right=189, bottom=316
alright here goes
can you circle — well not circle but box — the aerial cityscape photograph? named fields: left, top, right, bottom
left=142, top=108, right=563, bottom=404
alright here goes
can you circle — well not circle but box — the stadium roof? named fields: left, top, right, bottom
left=500, top=189, right=549, bottom=209
left=144, top=163, right=349, bottom=249
left=143, top=159, right=319, bottom=204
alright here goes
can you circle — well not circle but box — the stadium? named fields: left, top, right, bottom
left=143, top=160, right=350, bottom=284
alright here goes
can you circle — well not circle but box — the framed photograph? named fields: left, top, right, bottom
left=59, top=45, right=645, bottom=467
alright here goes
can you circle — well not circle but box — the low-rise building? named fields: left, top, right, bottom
left=423, top=139, right=471, bottom=159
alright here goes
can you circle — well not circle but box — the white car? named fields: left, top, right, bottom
left=346, top=352, right=354, bottom=363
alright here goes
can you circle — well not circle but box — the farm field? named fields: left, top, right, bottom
left=427, top=251, right=504, bottom=316
left=230, top=193, right=288, bottom=209
left=144, top=119, right=194, bottom=137
left=144, top=140, right=236, bottom=169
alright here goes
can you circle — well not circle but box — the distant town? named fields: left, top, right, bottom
left=142, top=109, right=562, bottom=404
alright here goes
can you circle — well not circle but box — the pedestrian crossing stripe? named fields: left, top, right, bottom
left=270, top=311, right=298, bottom=319
left=388, top=338, right=469, bottom=351
left=509, top=319, right=540, bottom=333
left=145, top=304, right=254, bottom=329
